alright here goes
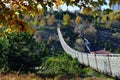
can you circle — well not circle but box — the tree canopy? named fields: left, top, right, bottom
left=0, top=0, right=120, bottom=33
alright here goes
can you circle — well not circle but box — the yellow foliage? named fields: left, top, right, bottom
left=4, top=28, right=12, bottom=34
left=26, top=26, right=35, bottom=35
left=103, top=11, right=120, bottom=22
left=82, top=7, right=92, bottom=15
left=102, top=15, right=107, bottom=22
left=30, top=12, right=36, bottom=17
left=91, top=10, right=101, bottom=16
left=114, top=14, right=120, bottom=21
left=47, top=14, right=56, bottom=26
left=46, top=14, right=50, bottom=19
left=20, top=5, right=27, bottom=12
left=47, top=18, right=54, bottom=26
left=63, top=14, right=71, bottom=26
left=32, top=19, right=38, bottom=26
left=38, top=9, right=44, bottom=15
left=40, top=18, right=46, bottom=27
left=4, top=27, right=19, bottom=34
left=75, top=16, right=81, bottom=25
left=0, top=23, right=4, bottom=28
left=55, top=0, right=64, bottom=8
left=37, top=4, right=43, bottom=11
left=108, top=12, right=115, bottom=22
left=3, top=24, right=35, bottom=35
left=15, top=11, right=19, bottom=15
left=51, top=14, right=56, bottom=21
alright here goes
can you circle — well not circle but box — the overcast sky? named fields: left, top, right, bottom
left=53, top=0, right=110, bottom=12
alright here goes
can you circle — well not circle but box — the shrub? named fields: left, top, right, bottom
left=112, top=32, right=120, bottom=40
left=0, top=32, right=50, bottom=72
left=0, top=37, right=10, bottom=72
left=43, top=53, right=84, bottom=75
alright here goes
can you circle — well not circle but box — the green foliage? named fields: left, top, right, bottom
left=0, top=37, right=10, bottom=50
left=112, top=32, right=120, bottom=40
left=0, top=37, right=10, bottom=72
left=0, top=32, right=51, bottom=72
left=93, top=18, right=107, bottom=30
left=44, top=53, right=84, bottom=75
left=103, top=9, right=113, bottom=15
left=84, top=68, right=101, bottom=77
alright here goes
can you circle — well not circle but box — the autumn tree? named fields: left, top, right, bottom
left=46, top=14, right=51, bottom=19
left=63, top=14, right=71, bottom=26
left=0, top=0, right=120, bottom=33
left=40, top=18, right=46, bottom=27
left=75, top=16, right=81, bottom=26
left=47, top=14, right=56, bottom=26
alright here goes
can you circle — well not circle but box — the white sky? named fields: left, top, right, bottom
left=52, top=0, right=110, bottom=12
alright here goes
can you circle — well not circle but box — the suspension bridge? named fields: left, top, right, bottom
left=57, top=28, right=120, bottom=79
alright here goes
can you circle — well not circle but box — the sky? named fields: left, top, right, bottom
left=53, top=0, right=110, bottom=12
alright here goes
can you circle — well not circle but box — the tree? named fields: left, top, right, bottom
left=0, top=0, right=119, bottom=32
left=40, top=18, right=46, bottom=27
left=47, top=14, right=56, bottom=26
left=75, top=16, right=81, bottom=26
left=63, top=14, right=71, bottom=26
left=103, top=9, right=113, bottom=15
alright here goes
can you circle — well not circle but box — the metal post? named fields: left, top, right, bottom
left=94, top=54, right=98, bottom=70
left=81, top=52, right=84, bottom=65
left=87, top=53, right=90, bottom=67
left=107, top=54, right=112, bottom=75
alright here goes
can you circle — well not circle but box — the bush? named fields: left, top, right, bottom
left=112, top=32, right=120, bottom=40
left=43, top=53, right=84, bottom=75
left=0, top=32, right=50, bottom=72
left=0, top=37, right=10, bottom=72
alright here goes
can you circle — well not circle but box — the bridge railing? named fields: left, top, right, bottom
left=57, top=28, right=120, bottom=78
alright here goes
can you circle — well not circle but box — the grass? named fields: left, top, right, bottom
left=0, top=72, right=116, bottom=80
left=0, top=73, right=41, bottom=80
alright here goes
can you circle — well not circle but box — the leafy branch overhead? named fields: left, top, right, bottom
left=0, top=0, right=119, bottom=33
left=0, top=0, right=119, bottom=15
